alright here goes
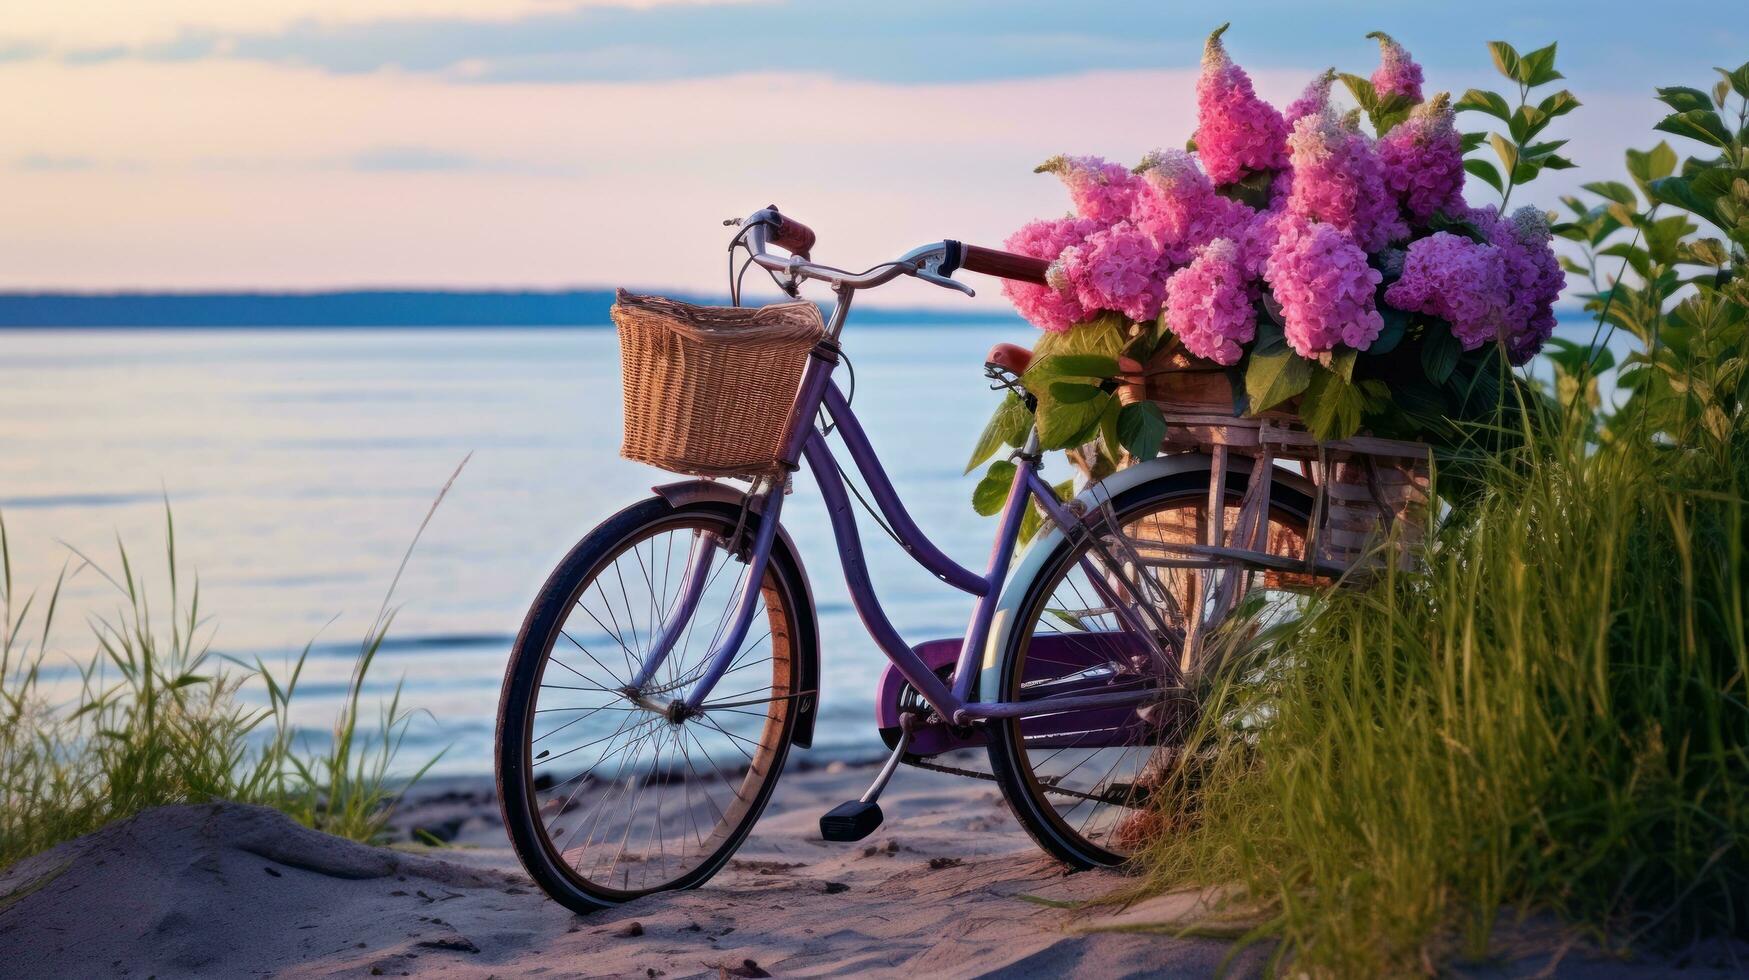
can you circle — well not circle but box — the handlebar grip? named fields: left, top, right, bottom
left=959, top=244, right=1051, bottom=286
left=768, top=212, right=816, bottom=258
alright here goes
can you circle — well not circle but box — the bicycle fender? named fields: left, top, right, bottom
left=977, top=455, right=1315, bottom=698
left=651, top=479, right=821, bottom=749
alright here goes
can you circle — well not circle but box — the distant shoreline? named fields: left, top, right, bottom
left=0, top=289, right=1021, bottom=328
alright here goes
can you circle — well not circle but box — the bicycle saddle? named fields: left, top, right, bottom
left=984, top=342, right=1033, bottom=376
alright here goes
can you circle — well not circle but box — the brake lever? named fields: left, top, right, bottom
left=913, top=269, right=975, bottom=297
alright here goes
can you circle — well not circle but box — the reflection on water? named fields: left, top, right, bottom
left=0, top=325, right=1047, bottom=773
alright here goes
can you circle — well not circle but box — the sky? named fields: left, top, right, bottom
left=1, top=0, right=1742, bottom=310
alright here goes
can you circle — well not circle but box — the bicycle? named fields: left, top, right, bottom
left=496, top=207, right=1328, bottom=913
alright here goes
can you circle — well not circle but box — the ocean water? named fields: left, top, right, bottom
left=0, top=326, right=1040, bottom=774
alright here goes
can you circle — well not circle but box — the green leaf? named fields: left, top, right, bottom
left=1098, top=394, right=1122, bottom=464
left=1722, top=61, right=1749, bottom=99
left=1456, top=88, right=1513, bottom=123
left=1460, top=131, right=1487, bottom=154
left=973, top=461, right=1016, bottom=517
left=1508, top=104, right=1546, bottom=144
left=1582, top=180, right=1637, bottom=206
left=1040, top=353, right=1119, bottom=380
left=1049, top=381, right=1102, bottom=403
left=1517, top=42, right=1562, bottom=86
left=1298, top=371, right=1365, bottom=441
left=1115, top=401, right=1168, bottom=460
left=1537, top=89, right=1581, bottom=118
left=1339, top=73, right=1378, bottom=111
left=1036, top=391, right=1110, bottom=450
left=1421, top=323, right=1462, bottom=384
left=1370, top=305, right=1408, bottom=354
left=1626, top=142, right=1678, bottom=189
left=1326, top=347, right=1358, bottom=383
left=1244, top=343, right=1313, bottom=414
left=1487, top=41, right=1521, bottom=82
left=1464, top=158, right=1504, bottom=193
left=1654, top=109, right=1732, bottom=148
left=964, top=392, right=1032, bottom=473
left=1489, top=132, right=1519, bottom=174
left=1656, top=86, right=1714, bottom=115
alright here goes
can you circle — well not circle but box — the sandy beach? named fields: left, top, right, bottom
left=2, top=758, right=1741, bottom=978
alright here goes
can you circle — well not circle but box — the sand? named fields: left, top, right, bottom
left=1, top=760, right=1741, bottom=978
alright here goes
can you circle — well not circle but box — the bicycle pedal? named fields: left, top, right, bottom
left=819, top=800, right=884, bottom=842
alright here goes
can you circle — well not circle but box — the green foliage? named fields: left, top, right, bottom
left=1132, top=68, right=1749, bottom=972
left=972, top=460, right=1017, bottom=516
left=964, top=391, right=1032, bottom=474
left=1555, top=63, right=1749, bottom=441
left=1457, top=40, right=1580, bottom=208
left=1243, top=320, right=1313, bottom=414
left=0, top=493, right=450, bottom=867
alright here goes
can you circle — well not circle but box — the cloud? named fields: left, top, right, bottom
left=0, top=40, right=43, bottom=62
left=14, top=154, right=99, bottom=172
left=348, top=146, right=484, bottom=172
left=13, top=0, right=1731, bottom=90
left=344, top=146, right=581, bottom=175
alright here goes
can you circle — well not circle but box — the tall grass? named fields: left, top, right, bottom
left=0, top=463, right=463, bottom=867
left=1135, top=368, right=1747, bottom=976
left=1133, top=67, right=1749, bottom=974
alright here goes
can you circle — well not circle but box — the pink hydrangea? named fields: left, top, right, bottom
left=1284, top=69, right=1336, bottom=126
left=1384, top=232, right=1508, bottom=349
left=1285, top=106, right=1408, bottom=252
left=1036, top=154, right=1142, bottom=226
left=1001, top=215, right=1099, bottom=333
left=1264, top=214, right=1385, bottom=356
left=1368, top=32, right=1424, bottom=104
left=1163, top=238, right=1257, bottom=366
left=1486, top=206, right=1564, bottom=363
left=1237, top=206, right=1290, bottom=278
left=1132, top=148, right=1256, bottom=266
left=1377, top=93, right=1465, bottom=224
left=1051, top=221, right=1167, bottom=322
left=1195, top=24, right=1289, bottom=184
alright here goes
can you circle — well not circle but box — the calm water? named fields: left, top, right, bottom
left=0, top=326, right=1042, bottom=774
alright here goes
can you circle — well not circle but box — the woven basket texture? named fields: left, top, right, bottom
left=613, top=289, right=823, bottom=479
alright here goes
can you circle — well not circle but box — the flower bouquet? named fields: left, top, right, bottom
left=971, top=26, right=1576, bottom=488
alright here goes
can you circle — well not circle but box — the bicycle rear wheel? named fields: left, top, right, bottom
left=495, top=496, right=805, bottom=912
left=986, top=471, right=1312, bottom=868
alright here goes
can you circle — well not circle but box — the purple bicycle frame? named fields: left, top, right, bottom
left=631, top=340, right=1160, bottom=726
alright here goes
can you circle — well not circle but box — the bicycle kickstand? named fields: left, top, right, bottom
left=819, top=712, right=916, bottom=842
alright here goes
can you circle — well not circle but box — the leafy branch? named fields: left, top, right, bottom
left=1455, top=41, right=1579, bottom=209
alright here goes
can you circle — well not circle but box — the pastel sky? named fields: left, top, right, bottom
left=1, top=1, right=1741, bottom=309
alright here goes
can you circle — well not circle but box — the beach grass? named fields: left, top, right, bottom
left=1132, top=366, right=1747, bottom=975
left=0, top=470, right=459, bottom=868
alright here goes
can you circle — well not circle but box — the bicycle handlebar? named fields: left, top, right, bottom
left=766, top=212, right=816, bottom=259
left=952, top=243, right=1050, bottom=286
left=733, top=206, right=1054, bottom=301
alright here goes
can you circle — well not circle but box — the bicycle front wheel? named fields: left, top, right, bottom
left=495, top=496, right=805, bottom=912
left=986, top=470, right=1312, bottom=868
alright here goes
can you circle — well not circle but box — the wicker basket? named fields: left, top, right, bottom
left=613, top=290, right=824, bottom=479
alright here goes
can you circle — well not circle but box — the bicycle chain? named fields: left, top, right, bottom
left=899, top=755, right=1127, bottom=806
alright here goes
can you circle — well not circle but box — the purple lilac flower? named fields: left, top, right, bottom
left=1285, top=106, right=1408, bottom=252
left=1377, top=93, right=1465, bottom=224
left=1383, top=232, right=1508, bottom=349
left=1036, top=154, right=1143, bottom=225
left=1264, top=214, right=1385, bottom=356
left=1132, top=148, right=1256, bottom=266
left=1052, top=221, right=1167, bottom=322
left=1163, top=238, right=1257, bottom=365
left=1001, top=215, right=1100, bottom=333
left=1195, top=23, right=1290, bottom=184
left=1368, top=31, right=1424, bottom=104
